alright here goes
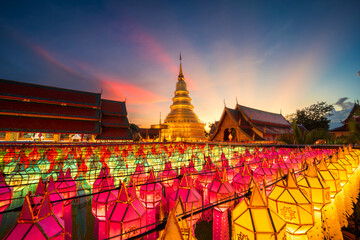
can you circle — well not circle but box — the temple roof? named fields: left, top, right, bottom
left=237, top=104, right=290, bottom=126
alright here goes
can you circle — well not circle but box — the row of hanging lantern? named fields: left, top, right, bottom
left=0, top=144, right=359, bottom=240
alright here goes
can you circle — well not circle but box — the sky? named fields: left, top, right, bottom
left=1, top=0, right=360, bottom=129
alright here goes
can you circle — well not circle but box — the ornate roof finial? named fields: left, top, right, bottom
left=178, top=53, right=184, bottom=80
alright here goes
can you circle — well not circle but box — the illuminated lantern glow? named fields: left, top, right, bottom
left=326, top=155, right=349, bottom=186
left=0, top=172, right=13, bottom=224
left=169, top=174, right=202, bottom=231
left=316, top=159, right=341, bottom=198
left=107, top=182, right=147, bottom=239
left=343, top=146, right=359, bottom=171
left=268, top=169, right=314, bottom=238
left=159, top=161, right=177, bottom=198
left=93, top=166, right=115, bottom=194
left=92, top=177, right=118, bottom=221
left=232, top=165, right=252, bottom=195
left=297, top=162, right=331, bottom=211
left=220, top=153, right=235, bottom=183
left=337, top=149, right=353, bottom=177
left=159, top=197, right=197, bottom=240
left=130, top=163, right=148, bottom=197
left=47, top=176, right=65, bottom=218
left=55, top=169, right=77, bottom=205
left=253, top=160, right=276, bottom=195
left=4, top=193, right=66, bottom=239
left=31, top=177, right=45, bottom=205
left=5, top=162, right=30, bottom=192
left=208, top=169, right=235, bottom=240
left=232, top=181, right=287, bottom=240
left=139, top=169, right=163, bottom=240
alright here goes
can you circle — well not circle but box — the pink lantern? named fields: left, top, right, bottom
left=107, top=182, right=147, bottom=239
left=232, top=165, right=252, bottom=195
left=253, top=159, right=276, bottom=191
left=92, top=177, right=118, bottom=221
left=31, top=177, right=45, bottom=205
left=93, top=166, right=115, bottom=194
left=0, top=172, right=13, bottom=225
left=139, top=169, right=163, bottom=240
left=56, top=169, right=76, bottom=205
left=47, top=175, right=64, bottom=218
left=130, top=163, right=148, bottom=194
left=220, top=153, right=235, bottom=183
left=169, top=173, right=202, bottom=232
left=208, top=168, right=235, bottom=240
left=158, top=161, right=177, bottom=198
left=4, top=193, right=66, bottom=239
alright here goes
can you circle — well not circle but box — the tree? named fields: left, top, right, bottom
left=129, top=123, right=140, bottom=141
left=286, top=101, right=334, bottom=131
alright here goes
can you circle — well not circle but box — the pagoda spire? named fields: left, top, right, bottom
left=178, top=53, right=184, bottom=80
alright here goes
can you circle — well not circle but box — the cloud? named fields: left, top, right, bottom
left=334, top=97, right=353, bottom=111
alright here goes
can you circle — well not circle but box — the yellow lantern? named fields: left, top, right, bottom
left=158, top=197, right=197, bottom=240
left=268, top=169, right=314, bottom=239
left=337, top=148, right=353, bottom=177
left=232, top=182, right=286, bottom=240
left=326, top=154, right=348, bottom=186
left=348, top=145, right=360, bottom=157
left=297, top=162, right=330, bottom=211
left=316, top=159, right=341, bottom=198
left=343, top=146, right=358, bottom=171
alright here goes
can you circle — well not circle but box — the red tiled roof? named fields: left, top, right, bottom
left=96, top=127, right=132, bottom=140
left=237, top=104, right=290, bottom=126
left=101, top=99, right=127, bottom=115
left=0, top=79, right=100, bottom=107
left=0, top=98, right=100, bottom=120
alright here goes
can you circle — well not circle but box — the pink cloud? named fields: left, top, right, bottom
left=99, top=76, right=168, bottom=105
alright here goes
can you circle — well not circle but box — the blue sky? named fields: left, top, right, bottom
left=1, top=0, right=359, bottom=127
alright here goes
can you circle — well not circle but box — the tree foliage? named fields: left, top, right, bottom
left=286, top=101, right=334, bottom=131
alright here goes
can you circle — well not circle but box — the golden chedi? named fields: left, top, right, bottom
left=162, top=55, right=205, bottom=142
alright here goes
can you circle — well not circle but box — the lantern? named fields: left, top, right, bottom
left=47, top=175, right=65, bottom=218
left=139, top=169, right=163, bottom=240
left=325, top=155, right=345, bottom=184
left=316, top=159, right=341, bottom=198
left=107, top=182, right=147, bottom=239
left=268, top=169, right=314, bottom=238
left=337, top=149, right=353, bottom=177
left=297, top=162, right=331, bottom=211
left=232, top=182, right=287, bottom=240
left=56, top=169, right=77, bottom=205
left=72, top=173, right=91, bottom=207
left=92, top=177, right=118, bottom=221
left=169, top=173, right=202, bottom=231
left=159, top=197, right=196, bottom=240
left=208, top=168, right=235, bottom=240
left=159, top=161, right=177, bottom=198
left=0, top=172, right=13, bottom=224
left=93, top=166, right=115, bottom=194
left=4, top=193, right=66, bottom=239
left=5, top=162, right=30, bottom=192
left=233, top=165, right=252, bottom=195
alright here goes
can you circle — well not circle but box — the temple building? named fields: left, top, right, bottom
left=161, top=55, right=206, bottom=142
left=330, top=101, right=360, bottom=137
left=0, top=79, right=132, bottom=141
left=211, top=104, right=292, bottom=142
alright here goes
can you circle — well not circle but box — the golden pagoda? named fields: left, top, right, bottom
left=162, top=55, right=205, bottom=142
